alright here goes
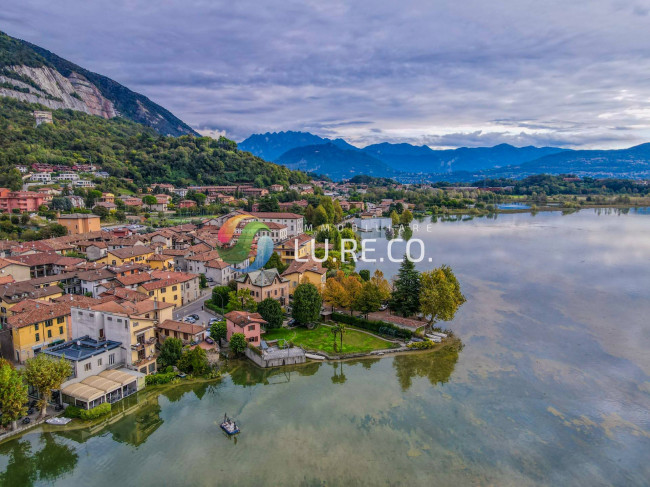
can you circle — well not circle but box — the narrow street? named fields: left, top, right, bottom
left=171, top=290, right=218, bottom=327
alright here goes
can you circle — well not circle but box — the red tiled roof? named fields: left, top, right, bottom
left=157, top=319, right=205, bottom=335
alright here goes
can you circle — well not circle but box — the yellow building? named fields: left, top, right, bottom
left=281, top=258, right=327, bottom=294
left=275, top=233, right=314, bottom=264
left=139, top=278, right=184, bottom=308
left=57, top=213, right=101, bottom=235
left=0, top=283, right=62, bottom=330
left=104, top=246, right=155, bottom=266
left=146, top=253, right=174, bottom=270
left=6, top=301, right=71, bottom=363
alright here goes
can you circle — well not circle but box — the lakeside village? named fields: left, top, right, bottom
left=0, top=182, right=467, bottom=439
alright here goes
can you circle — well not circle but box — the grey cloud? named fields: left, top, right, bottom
left=2, top=0, right=650, bottom=147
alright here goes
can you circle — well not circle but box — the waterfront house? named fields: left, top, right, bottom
left=225, top=310, right=265, bottom=346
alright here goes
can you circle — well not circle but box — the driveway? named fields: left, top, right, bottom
left=172, top=291, right=219, bottom=328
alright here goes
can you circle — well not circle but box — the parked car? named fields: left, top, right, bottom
left=379, top=304, right=388, bottom=311
left=188, top=314, right=200, bottom=320
left=209, top=318, right=221, bottom=325
left=206, top=277, right=214, bottom=283
left=205, top=337, right=215, bottom=345
left=183, top=316, right=196, bottom=323
left=286, top=318, right=296, bottom=327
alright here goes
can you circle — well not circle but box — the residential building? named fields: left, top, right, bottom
left=71, top=299, right=175, bottom=375
left=156, top=319, right=206, bottom=345
left=105, top=246, right=155, bottom=266
left=249, top=212, right=304, bottom=236
left=275, top=233, right=315, bottom=264
left=3, top=300, right=72, bottom=363
left=235, top=268, right=289, bottom=304
left=0, top=189, right=46, bottom=213
left=0, top=257, right=31, bottom=282
left=281, top=259, right=327, bottom=294
left=57, top=214, right=101, bottom=235
left=225, top=310, right=265, bottom=346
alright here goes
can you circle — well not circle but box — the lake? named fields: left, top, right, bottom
left=1, top=208, right=649, bottom=486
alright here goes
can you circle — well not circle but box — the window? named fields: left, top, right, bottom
left=97, top=358, right=102, bottom=366
left=47, top=330, right=52, bottom=338
left=84, top=363, right=92, bottom=372
left=248, top=337, right=256, bottom=342
left=109, top=353, right=115, bottom=365
left=133, top=322, right=139, bottom=327
left=174, top=295, right=178, bottom=301
left=172, top=285, right=177, bottom=291
left=248, top=325, right=255, bottom=331
left=107, top=316, right=112, bottom=321
left=35, top=332, right=40, bottom=341
left=59, top=326, right=63, bottom=335
left=34, top=323, right=39, bottom=330
left=45, top=319, right=53, bottom=327
left=149, top=291, right=154, bottom=297
left=161, top=288, right=166, bottom=293
left=57, top=317, right=64, bottom=324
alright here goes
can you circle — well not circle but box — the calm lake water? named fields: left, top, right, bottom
left=2, top=209, right=649, bottom=486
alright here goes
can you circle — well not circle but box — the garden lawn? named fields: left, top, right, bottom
left=263, top=324, right=397, bottom=355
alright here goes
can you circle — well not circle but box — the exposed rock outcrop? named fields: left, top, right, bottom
left=0, top=65, right=116, bottom=118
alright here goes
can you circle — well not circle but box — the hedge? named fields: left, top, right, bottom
left=145, top=371, right=177, bottom=385
left=66, top=402, right=111, bottom=419
left=205, top=301, right=226, bottom=315
left=407, top=340, right=435, bottom=350
left=80, top=402, right=112, bottom=420
left=331, top=312, right=412, bottom=339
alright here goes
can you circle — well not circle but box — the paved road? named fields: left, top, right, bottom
left=172, top=290, right=219, bottom=328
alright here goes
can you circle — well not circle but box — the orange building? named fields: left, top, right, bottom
left=57, top=213, right=101, bottom=235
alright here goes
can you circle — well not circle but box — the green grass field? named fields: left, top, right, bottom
left=263, top=324, right=397, bottom=355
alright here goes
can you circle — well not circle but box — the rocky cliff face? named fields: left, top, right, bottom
left=0, top=65, right=117, bottom=118
left=0, top=30, right=198, bottom=136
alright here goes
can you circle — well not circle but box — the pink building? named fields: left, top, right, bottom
left=224, top=311, right=266, bottom=346
left=0, top=188, right=45, bottom=213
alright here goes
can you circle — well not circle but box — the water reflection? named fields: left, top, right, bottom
left=0, top=434, right=77, bottom=486
left=393, top=343, right=460, bottom=391
left=229, top=360, right=322, bottom=387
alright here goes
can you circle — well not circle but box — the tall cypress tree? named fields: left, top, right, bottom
left=390, top=255, right=421, bottom=317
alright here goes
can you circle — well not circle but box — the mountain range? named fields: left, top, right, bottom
left=240, top=131, right=650, bottom=181
left=0, top=31, right=197, bottom=136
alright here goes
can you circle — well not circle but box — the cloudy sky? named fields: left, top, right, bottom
left=3, top=0, right=650, bottom=148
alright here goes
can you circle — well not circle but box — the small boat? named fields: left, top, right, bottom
left=305, top=353, right=325, bottom=360
left=46, top=417, right=72, bottom=426
left=220, top=414, right=240, bottom=435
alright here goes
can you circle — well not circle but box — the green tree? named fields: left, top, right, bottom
left=158, top=337, right=183, bottom=369
left=212, top=285, right=231, bottom=309
left=227, top=288, right=257, bottom=312
left=229, top=332, right=247, bottom=355
left=92, top=205, right=109, bottom=219
left=199, top=273, right=207, bottom=289
left=257, top=298, right=284, bottom=329
left=23, top=355, right=71, bottom=418
left=355, top=281, right=383, bottom=318
left=263, top=252, right=288, bottom=273
left=419, top=265, right=466, bottom=330
left=142, top=195, right=157, bottom=207
left=359, top=269, right=370, bottom=281
left=400, top=209, right=413, bottom=225
left=0, top=363, right=28, bottom=430
left=85, top=189, right=102, bottom=208
left=390, top=255, right=421, bottom=317
left=210, top=320, right=227, bottom=344
left=312, top=205, right=329, bottom=226
left=177, top=347, right=210, bottom=375
left=390, top=210, right=400, bottom=226
left=292, top=283, right=322, bottom=325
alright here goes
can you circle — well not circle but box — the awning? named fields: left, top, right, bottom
left=61, top=382, right=104, bottom=402
left=81, top=375, right=121, bottom=393
left=98, top=369, right=137, bottom=386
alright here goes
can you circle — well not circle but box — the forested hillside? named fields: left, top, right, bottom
left=0, top=98, right=309, bottom=189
